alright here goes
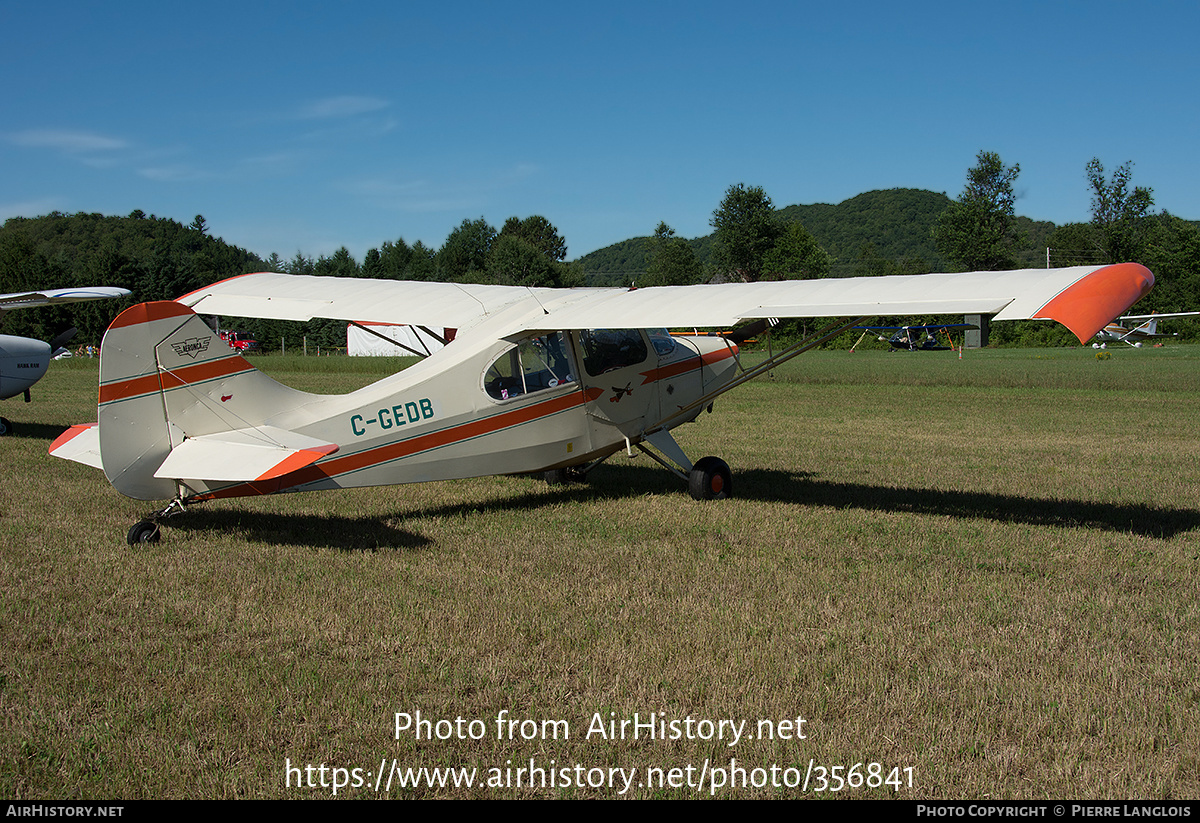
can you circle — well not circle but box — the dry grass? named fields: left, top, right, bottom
left=1, top=347, right=1197, bottom=798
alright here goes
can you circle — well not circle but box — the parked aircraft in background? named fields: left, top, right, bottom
left=1092, top=311, right=1200, bottom=348
left=853, top=323, right=978, bottom=352
left=49, top=263, right=1154, bottom=544
left=1, top=286, right=130, bottom=435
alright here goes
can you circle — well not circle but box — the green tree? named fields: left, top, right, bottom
left=315, top=247, right=359, bottom=278
left=438, top=217, right=496, bottom=281
left=361, top=248, right=384, bottom=278
left=1087, top=158, right=1155, bottom=263
left=487, top=233, right=571, bottom=287
left=761, top=222, right=830, bottom=280
left=497, top=216, right=568, bottom=262
left=1045, top=222, right=1104, bottom=266
left=404, top=241, right=437, bottom=281
left=371, top=238, right=414, bottom=280
left=285, top=253, right=315, bottom=276
left=710, top=184, right=782, bottom=282
left=1142, top=214, right=1200, bottom=315
left=931, top=150, right=1023, bottom=270
left=643, top=222, right=702, bottom=286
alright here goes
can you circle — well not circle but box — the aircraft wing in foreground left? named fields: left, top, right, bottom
left=55, top=263, right=1153, bottom=544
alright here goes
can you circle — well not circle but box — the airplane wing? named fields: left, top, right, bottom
left=1118, top=311, right=1200, bottom=321
left=0, top=286, right=131, bottom=311
left=177, top=275, right=564, bottom=329
left=176, top=263, right=1153, bottom=345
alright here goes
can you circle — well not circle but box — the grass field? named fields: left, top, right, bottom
left=2, top=344, right=1198, bottom=799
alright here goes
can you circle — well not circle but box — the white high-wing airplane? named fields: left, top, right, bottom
left=49, top=263, right=1153, bottom=544
left=1, top=286, right=131, bottom=434
left=1091, top=311, right=1200, bottom=348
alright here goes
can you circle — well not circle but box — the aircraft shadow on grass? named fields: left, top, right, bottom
left=148, top=462, right=1199, bottom=547
left=15, top=422, right=82, bottom=441
left=440, top=464, right=1197, bottom=541
left=166, top=509, right=433, bottom=552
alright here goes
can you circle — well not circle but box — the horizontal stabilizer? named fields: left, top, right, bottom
left=153, top=426, right=338, bottom=482
left=49, top=423, right=103, bottom=469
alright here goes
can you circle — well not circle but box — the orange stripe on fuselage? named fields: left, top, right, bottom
left=191, top=386, right=605, bottom=501
left=639, top=345, right=737, bottom=385
left=99, top=355, right=254, bottom=405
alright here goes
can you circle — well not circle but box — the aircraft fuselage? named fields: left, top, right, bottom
left=0, top=334, right=51, bottom=401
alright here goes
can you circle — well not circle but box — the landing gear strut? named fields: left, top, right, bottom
left=126, top=497, right=189, bottom=545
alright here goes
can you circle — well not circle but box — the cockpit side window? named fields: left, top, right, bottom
left=484, top=332, right=576, bottom=401
left=647, top=328, right=676, bottom=357
left=579, top=329, right=649, bottom=377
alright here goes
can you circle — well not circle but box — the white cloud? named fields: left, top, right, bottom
left=7, top=129, right=128, bottom=153
left=297, top=96, right=391, bottom=120
left=137, top=164, right=213, bottom=183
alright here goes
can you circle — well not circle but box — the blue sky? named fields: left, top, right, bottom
left=3, top=1, right=1197, bottom=264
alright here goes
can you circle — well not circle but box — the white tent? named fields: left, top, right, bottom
left=345, top=322, right=449, bottom=357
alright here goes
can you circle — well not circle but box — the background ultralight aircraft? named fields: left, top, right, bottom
left=852, top=322, right=978, bottom=352
left=1, top=286, right=130, bottom=435
left=49, top=264, right=1154, bottom=544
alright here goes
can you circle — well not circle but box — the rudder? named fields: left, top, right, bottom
left=97, top=301, right=320, bottom=500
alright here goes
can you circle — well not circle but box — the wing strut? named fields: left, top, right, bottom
left=347, top=320, right=431, bottom=358
left=649, top=316, right=870, bottom=435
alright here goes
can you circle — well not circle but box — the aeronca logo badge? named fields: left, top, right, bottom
left=171, top=337, right=211, bottom=359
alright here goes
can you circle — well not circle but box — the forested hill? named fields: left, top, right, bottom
left=0, top=211, right=264, bottom=343
left=578, top=188, right=1056, bottom=284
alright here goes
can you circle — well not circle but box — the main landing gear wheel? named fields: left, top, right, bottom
left=688, top=456, right=732, bottom=501
left=0, top=417, right=12, bottom=436
left=127, top=520, right=161, bottom=545
left=544, top=466, right=586, bottom=486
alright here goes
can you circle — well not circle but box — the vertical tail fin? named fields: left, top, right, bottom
left=96, top=302, right=328, bottom=500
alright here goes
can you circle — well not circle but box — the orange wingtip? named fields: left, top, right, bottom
left=1034, top=263, right=1154, bottom=343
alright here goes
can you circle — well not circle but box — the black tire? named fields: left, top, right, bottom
left=544, top=467, right=585, bottom=486
left=688, top=456, right=732, bottom=501
left=127, top=521, right=161, bottom=545
left=0, top=417, right=11, bottom=436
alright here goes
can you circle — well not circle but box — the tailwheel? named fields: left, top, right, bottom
left=126, top=497, right=188, bottom=545
left=127, top=520, right=161, bottom=545
left=688, top=456, right=732, bottom=501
